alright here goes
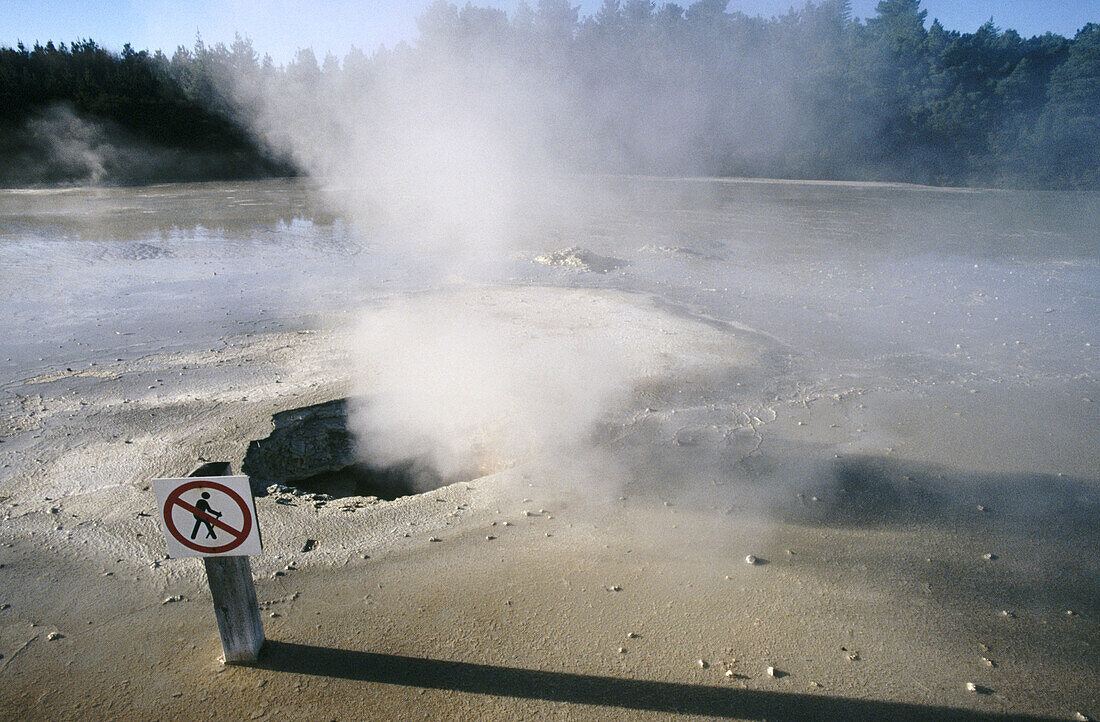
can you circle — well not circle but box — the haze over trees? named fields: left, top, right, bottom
left=1, top=0, right=1098, bottom=189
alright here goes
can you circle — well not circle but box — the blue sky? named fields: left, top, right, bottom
left=3, top=1, right=1096, bottom=64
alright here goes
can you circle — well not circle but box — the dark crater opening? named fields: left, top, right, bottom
left=242, top=398, right=444, bottom=501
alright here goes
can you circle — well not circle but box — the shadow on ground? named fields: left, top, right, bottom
left=257, top=641, right=1057, bottom=721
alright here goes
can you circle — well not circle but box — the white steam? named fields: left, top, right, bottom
left=347, top=287, right=765, bottom=487
left=228, top=7, right=775, bottom=489
left=230, top=14, right=637, bottom=484
left=238, top=39, right=593, bottom=267
left=347, top=290, right=635, bottom=481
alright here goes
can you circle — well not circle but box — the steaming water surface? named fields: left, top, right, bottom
left=2, top=177, right=1097, bottom=483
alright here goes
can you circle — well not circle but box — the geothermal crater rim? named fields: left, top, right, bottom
left=242, top=398, right=469, bottom=501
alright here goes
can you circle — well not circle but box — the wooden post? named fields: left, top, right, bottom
left=189, top=463, right=265, bottom=664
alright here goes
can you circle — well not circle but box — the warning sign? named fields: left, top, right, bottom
left=153, top=476, right=262, bottom=558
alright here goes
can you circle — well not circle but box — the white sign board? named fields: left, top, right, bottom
left=153, top=476, right=263, bottom=558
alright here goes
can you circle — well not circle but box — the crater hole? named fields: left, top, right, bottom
left=242, top=398, right=449, bottom=501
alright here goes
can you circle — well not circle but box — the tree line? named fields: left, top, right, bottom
left=0, top=38, right=293, bottom=185
left=2, top=0, right=1098, bottom=189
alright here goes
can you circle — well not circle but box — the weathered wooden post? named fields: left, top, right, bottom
left=153, top=462, right=265, bottom=664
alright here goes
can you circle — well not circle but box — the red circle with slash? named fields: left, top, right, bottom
left=162, top=480, right=252, bottom=554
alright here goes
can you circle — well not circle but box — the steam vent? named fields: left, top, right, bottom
left=242, top=398, right=440, bottom=500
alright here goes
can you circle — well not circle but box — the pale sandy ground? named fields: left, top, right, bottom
left=1, top=285, right=1096, bottom=721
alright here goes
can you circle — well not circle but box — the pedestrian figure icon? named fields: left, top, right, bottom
left=191, top=491, right=223, bottom=540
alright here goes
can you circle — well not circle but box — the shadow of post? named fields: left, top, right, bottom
left=257, top=641, right=1056, bottom=721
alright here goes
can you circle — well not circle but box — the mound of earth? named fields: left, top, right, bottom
left=534, top=246, right=626, bottom=273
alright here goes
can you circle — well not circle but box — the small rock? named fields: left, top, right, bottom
left=980, top=657, right=995, bottom=668
left=485, top=535, right=496, bottom=541
left=268, top=612, right=280, bottom=618
left=502, top=521, right=512, bottom=527
left=1065, top=610, right=1078, bottom=617
left=983, top=553, right=998, bottom=561
left=626, top=631, right=637, bottom=639
left=1073, top=712, right=1091, bottom=721
left=522, top=510, right=533, bottom=517
left=767, top=666, right=780, bottom=677
left=965, top=682, right=989, bottom=694
left=1001, top=610, right=1016, bottom=618
left=162, top=595, right=184, bottom=605
left=745, top=555, right=758, bottom=565
left=809, top=681, right=822, bottom=688
left=428, top=537, right=441, bottom=543
left=618, top=647, right=626, bottom=654
left=725, top=668, right=734, bottom=677
left=606, top=585, right=622, bottom=592
left=976, top=505, right=986, bottom=512
left=301, top=539, right=317, bottom=553
left=697, top=659, right=708, bottom=669
left=47, top=632, right=64, bottom=641
left=847, top=652, right=860, bottom=661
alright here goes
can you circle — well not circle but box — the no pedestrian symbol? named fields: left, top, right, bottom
left=154, top=476, right=262, bottom=558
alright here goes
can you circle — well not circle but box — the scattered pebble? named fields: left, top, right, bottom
left=1074, top=712, right=1091, bottom=721
left=767, top=666, right=781, bottom=677
left=47, top=632, right=64, bottom=641
left=1065, top=610, right=1078, bottom=617
left=980, top=657, right=995, bottom=668
left=697, top=659, right=708, bottom=669
left=982, top=553, right=998, bottom=561
left=485, top=535, right=496, bottom=541
left=606, top=585, right=622, bottom=592
left=809, top=681, right=822, bottom=688
left=1001, top=610, right=1016, bottom=618
left=847, top=652, right=861, bottom=661
left=428, top=537, right=441, bottom=543
left=162, top=595, right=184, bottom=605
left=976, top=505, right=986, bottom=512
left=725, top=669, right=734, bottom=677
left=626, top=632, right=637, bottom=639
left=965, top=682, right=989, bottom=694
left=618, top=647, right=626, bottom=654
left=301, top=539, right=317, bottom=553
left=745, top=555, right=758, bottom=565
